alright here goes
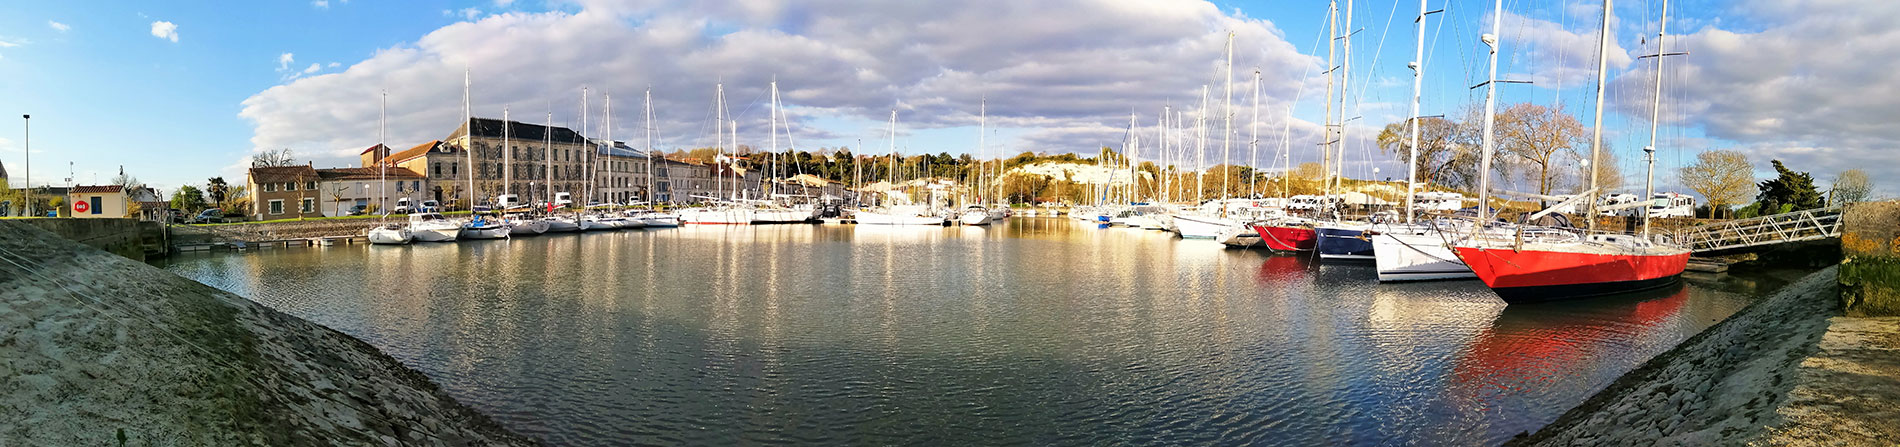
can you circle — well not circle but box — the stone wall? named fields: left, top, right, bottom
left=1840, top=200, right=1900, bottom=317
left=11, top=218, right=155, bottom=261
left=174, top=219, right=384, bottom=243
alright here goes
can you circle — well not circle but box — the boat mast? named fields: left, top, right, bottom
left=1220, top=32, right=1235, bottom=217
left=462, top=68, right=475, bottom=212
left=605, top=93, right=613, bottom=206
left=1335, top=0, right=1354, bottom=216
left=1475, top=0, right=1505, bottom=230
left=1405, top=0, right=1438, bottom=224
left=715, top=83, right=725, bottom=201
left=379, top=89, right=387, bottom=216
left=545, top=109, right=553, bottom=208
left=503, top=106, right=511, bottom=204
left=1321, top=1, right=1337, bottom=204
left=1642, top=0, right=1672, bottom=238
left=581, top=87, right=590, bottom=207
left=645, top=87, right=654, bottom=204
left=1584, top=0, right=1614, bottom=232
left=979, top=96, right=986, bottom=205
left=770, top=80, right=780, bottom=199
left=1249, top=69, right=1261, bottom=200
left=889, top=110, right=897, bottom=203
left=1196, top=85, right=1207, bottom=204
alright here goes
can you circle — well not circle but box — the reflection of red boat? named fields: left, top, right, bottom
left=1254, top=254, right=1308, bottom=285
left=1253, top=224, right=1317, bottom=253
left=1443, top=284, right=1689, bottom=442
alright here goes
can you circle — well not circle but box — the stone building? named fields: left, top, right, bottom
left=365, top=118, right=589, bottom=209
left=593, top=140, right=651, bottom=205
left=246, top=165, right=324, bottom=220
left=314, top=166, right=428, bottom=216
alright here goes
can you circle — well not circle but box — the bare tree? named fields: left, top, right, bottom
left=1375, top=115, right=1481, bottom=190
left=252, top=148, right=299, bottom=167
left=1830, top=169, right=1873, bottom=205
left=1678, top=150, right=1753, bottom=218
left=1494, top=103, right=1588, bottom=200
left=1581, top=146, right=1624, bottom=194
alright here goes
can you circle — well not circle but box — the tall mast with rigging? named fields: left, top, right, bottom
left=1584, top=0, right=1615, bottom=232
left=1475, top=0, right=1504, bottom=229
left=462, top=68, right=475, bottom=212
left=1641, top=0, right=1675, bottom=237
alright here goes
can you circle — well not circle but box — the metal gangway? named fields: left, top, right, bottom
left=1673, top=205, right=1844, bottom=253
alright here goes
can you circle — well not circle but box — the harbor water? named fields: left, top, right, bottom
left=159, top=217, right=1780, bottom=446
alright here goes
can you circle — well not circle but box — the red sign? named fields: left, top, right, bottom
left=73, top=200, right=90, bottom=213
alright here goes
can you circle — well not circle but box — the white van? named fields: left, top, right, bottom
left=496, top=194, right=522, bottom=209
left=1648, top=192, right=1696, bottom=218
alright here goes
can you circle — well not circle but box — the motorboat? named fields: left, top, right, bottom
left=407, top=213, right=461, bottom=242
left=958, top=205, right=993, bottom=226
left=506, top=214, right=549, bottom=236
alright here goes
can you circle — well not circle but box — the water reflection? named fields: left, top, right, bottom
left=158, top=219, right=1766, bottom=446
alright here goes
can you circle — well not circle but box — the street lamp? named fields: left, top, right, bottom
left=21, top=114, right=30, bottom=217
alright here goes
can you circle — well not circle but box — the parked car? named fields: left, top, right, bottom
left=419, top=200, right=440, bottom=213
left=192, top=209, right=225, bottom=224
left=392, top=198, right=414, bottom=214
left=346, top=205, right=370, bottom=216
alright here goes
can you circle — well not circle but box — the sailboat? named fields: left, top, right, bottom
left=367, top=90, right=415, bottom=245
left=960, top=98, right=994, bottom=226
left=1367, top=0, right=1476, bottom=281
left=1307, top=0, right=1380, bottom=262
left=855, top=111, right=946, bottom=226
left=1450, top=0, right=1689, bottom=302
left=1254, top=3, right=1343, bottom=254
left=408, top=212, right=461, bottom=242
left=680, top=83, right=759, bottom=225
left=456, top=69, right=510, bottom=240
left=536, top=109, right=582, bottom=232
left=499, top=107, right=550, bottom=236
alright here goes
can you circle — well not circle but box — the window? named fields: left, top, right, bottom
left=451, top=163, right=458, bottom=176
left=433, top=163, right=441, bottom=177
left=305, top=181, right=317, bottom=190
left=413, top=180, right=420, bottom=191
left=268, top=199, right=284, bottom=215
left=396, top=181, right=404, bottom=193
left=284, top=182, right=297, bottom=191
left=301, top=198, right=314, bottom=213
left=264, top=183, right=277, bottom=192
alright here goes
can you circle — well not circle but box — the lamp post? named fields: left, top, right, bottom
left=22, top=114, right=30, bottom=217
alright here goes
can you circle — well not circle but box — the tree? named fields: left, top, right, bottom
left=1294, top=162, right=1327, bottom=180
left=1375, top=115, right=1480, bottom=189
left=252, top=148, right=298, bottom=167
left=1678, top=150, right=1754, bottom=219
left=1494, top=103, right=1588, bottom=200
left=171, top=185, right=207, bottom=213
left=206, top=177, right=229, bottom=207
left=1756, top=159, right=1823, bottom=215
left=1830, top=169, right=1873, bottom=206
left=1582, top=148, right=1623, bottom=195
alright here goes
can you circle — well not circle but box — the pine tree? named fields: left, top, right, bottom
left=1755, top=159, right=1823, bottom=215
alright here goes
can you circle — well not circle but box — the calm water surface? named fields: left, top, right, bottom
left=159, top=218, right=1779, bottom=446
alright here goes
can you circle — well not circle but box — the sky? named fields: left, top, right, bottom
left=0, top=0, right=1889, bottom=200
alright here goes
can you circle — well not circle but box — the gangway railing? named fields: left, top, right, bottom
left=1673, top=205, right=1844, bottom=253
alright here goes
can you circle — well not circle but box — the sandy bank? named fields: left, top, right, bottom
left=1504, top=268, right=1839, bottom=446
left=0, top=221, right=536, bottom=445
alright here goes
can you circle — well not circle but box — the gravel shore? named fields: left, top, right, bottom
left=1504, top=267, right=1840, bottom=446
left=0, top=221, right=536, bottom=445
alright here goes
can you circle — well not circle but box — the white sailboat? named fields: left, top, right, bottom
left=367, top=90, right=414, bottom=245
left=855, top=110, right=945, bottom=226
left=499, top=107, right=548, bottom=237
left=1370, top=0, right=1473, bottom=281
left=457, top=68, right=510, bottom=239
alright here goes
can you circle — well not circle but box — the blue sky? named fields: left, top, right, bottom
left=1, top=0, right=1887, bottom=199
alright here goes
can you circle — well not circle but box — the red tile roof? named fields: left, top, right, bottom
left=381, top=140, right=446, bottom=165
left=316, top=167, right=426, bottom=180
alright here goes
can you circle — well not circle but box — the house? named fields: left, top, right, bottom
left=313, top=166, right=429, bottom=216
left=246, top=165, right=324, bottom=220
left=67, top=185, right=163, bottom=220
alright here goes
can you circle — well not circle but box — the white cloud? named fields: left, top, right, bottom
left=494, top=0, right=515, bottom=6
left=48, top=21, right=69, bottom=33
left=149, top=21, right=178, bottom=43
left=1498, top=10, right=1633, bottom=89
left=242, top=0, right=1324, bottom=173
left=327, top=62, right=340, bottom=68
left=302, top=63, right=322, bottom=74
left=1605, top=0, right=1900, bottom=192
left=313, top=0, right=330, bottom=8
left=277, top=52, right=295, bottom=72
left=0, top=38, right=24, bottom=48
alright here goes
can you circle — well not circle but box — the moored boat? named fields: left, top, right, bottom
left=408, top=213, right=461, bottom=242
left=367, top=223, right=413, bottom=245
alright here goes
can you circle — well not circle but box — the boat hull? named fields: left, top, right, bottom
left=1253, top=225, right=1316, bottom=252
left=958, top=212, right=992, bottom=226
left=1452, top=246, right=1690, bottom=303
left=543, top=218, right=581, bottom=232
left=508, top=220, right=549, bottom=236
left=1173, top=215, right=1235, bottom=239
left=681, top=208, right=755, bottom=225
left=1315, top=226, right=1375, bottom=261
left=460, top=225, right=511, bottom=240
left=856, top=211, right=945, bottom=225
left=367, top=227, right=412, bottom=245
left=1370, top=231, right=1474, bottom=282
left=411, top=227, right=459, bottom=242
